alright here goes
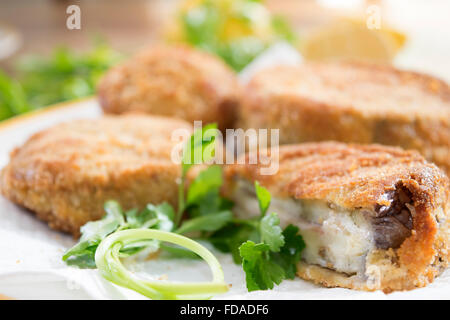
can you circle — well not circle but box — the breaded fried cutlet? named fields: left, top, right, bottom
left=98, top=45, right=240, bottom=131
left=238, top=62, right=450, bottom=175
left=224, top=142, right=450, bottom=292
left=0, top=114, right=192, bottom=236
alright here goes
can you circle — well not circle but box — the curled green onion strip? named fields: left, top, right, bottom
left=95, top=229, right=229, bottom=300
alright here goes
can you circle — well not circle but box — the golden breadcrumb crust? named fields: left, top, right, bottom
left=238, top=62, right=450, bottom=175
left=0, top=114, right=192, bottom=236
left=98, top=45, right=240, bottom=131
left=224, top=142, right=450, bottom=292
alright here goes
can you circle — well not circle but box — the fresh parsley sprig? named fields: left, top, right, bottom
left=211, top=182, right=305, bottom=291
left=175, top=123, right=219, bottom=226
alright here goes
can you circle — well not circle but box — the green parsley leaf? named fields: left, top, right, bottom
left=254, top=181, right=271, bottom=217
left=237, top=224, right=305, bottom=290
left=175, top=211, right=232, bottom=235
left=260, top=213, right=284, bottom=252
left=209, top=223, right=259, bottom=264
left=181, top=123, right=218, bottom=175
left=63, top=246, right=98, bottom=268
left=185, top=165, right=233, bottom=220
left=186, top=165, right=223, bottom=206
left=239, top=241, right=285, bottom=291
left=270, top=225, right=305, bottom=279
left=125, top=208, right=156, bottom=229
left=155, top=202, right=176, bottom=221
left=176, top=123, right=219, bottom=226
left=146, top=203, right=175, bottom=232
left=188, top=191, right=222, bottom=217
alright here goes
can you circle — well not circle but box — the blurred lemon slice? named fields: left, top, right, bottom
left=300, top=18, right=406, bottom=63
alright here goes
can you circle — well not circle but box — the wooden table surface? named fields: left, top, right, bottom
left=1, top=0, right=449, bottom=82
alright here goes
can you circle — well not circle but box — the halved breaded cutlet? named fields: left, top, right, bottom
left=238, top=62, right=450, bottom=176
left=0, top=114, right=192, bottom=236
left=224, top=142, right=450, bottom=292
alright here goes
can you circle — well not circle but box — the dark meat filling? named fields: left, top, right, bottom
left=373, top=186, right=414, bottom=249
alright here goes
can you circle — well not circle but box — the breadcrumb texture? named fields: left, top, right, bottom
left=239, top=62, right=450, bottom=176
left=0, top=114, right=192, bottom=236
left=225, top=142, right=450, bottom=292
left=98, top=45, right=240, bottom=131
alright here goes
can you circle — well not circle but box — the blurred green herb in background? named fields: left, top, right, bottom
left=0, top=40, right=122, bottom=121
left=171, top=0, right=297, bottom=71
left=0, top=71, right=31, bottom=120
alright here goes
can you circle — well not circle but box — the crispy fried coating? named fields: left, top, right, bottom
left=98, top=45, right=240, bottom=131
left=238, top=62, right=450, bottom=176
left=0, top=114, right=192, bottom=236
left=224, top=142, right=450, bottom=292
